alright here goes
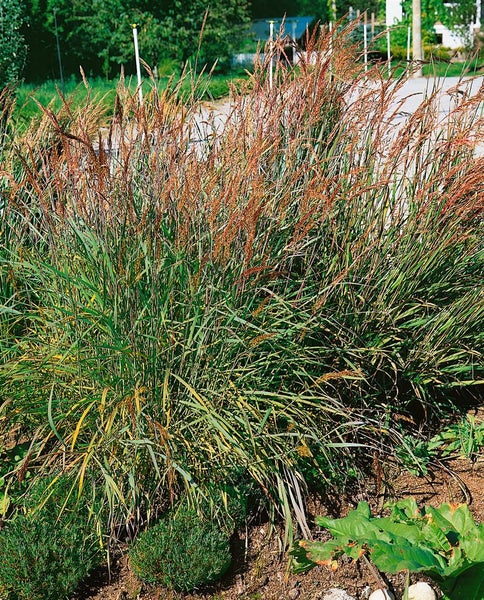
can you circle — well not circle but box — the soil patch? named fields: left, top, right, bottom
left=74, top=451, right=483, bottom=600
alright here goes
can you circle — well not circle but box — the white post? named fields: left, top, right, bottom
left=387, top=28, right=391, bottom=77
left=363, top=11, right=368, bottom=72
left=331, top=0, right=337, bottom=25
left=268, top=20, right=274, bottom=90
left=407, top=25, right=411, bottom=62
left=475, top=0, right=481, bottom=43
left=132, top=24, right=143, bottom=104
left=412, top=0, right=423, bottom=77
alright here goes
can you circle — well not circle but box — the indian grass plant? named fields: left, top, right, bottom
left=0, top=22, right=482, bottom=549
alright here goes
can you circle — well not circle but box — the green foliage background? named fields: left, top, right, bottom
left=3, top=0, right=481, bottom=83
left=0, top=0, right=27, bottom=89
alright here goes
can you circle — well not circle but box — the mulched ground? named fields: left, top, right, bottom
left=75, top=416, right=484, bottom=600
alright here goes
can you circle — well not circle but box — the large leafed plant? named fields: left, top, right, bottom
left=292, top=498, right=484, bottom=600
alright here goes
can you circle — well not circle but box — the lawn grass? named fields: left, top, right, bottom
left=386, top=57, right=484, bottom=78
left=13, top=56, right=483, bottom=127
left=0, top=23, right=482, bottom=554
left=12, top=69, right=250, bottom=128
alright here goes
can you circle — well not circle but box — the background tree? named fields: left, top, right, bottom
left=401, top=0, right=478, bottom=44
left=159, top=0, right=251, bottom=72
left=0, top=0, right=27, bottom=89
left=434, top=0, right=477, bottom=45
left=41, top=0, right=138, bottom=79
left=22, top=0, right=250, bottom=79
left=250, top=0, right=382, bottom=20
left=23, top=0, right=56, bottom=81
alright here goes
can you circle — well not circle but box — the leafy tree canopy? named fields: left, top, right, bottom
left=400, top=0, right=478, bottom=43
left=22, top=0, right=250, bottom=79
left=16, top=0, right=483, bottom=81
left=250, top=0, right=381, bottom=20
left=0, top=0, right=27, bottom=89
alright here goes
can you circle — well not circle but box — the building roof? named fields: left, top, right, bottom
left=251, top=17, right=315, bottom=42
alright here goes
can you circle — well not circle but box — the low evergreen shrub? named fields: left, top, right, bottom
left=129, top=508, right=231, bottom=592
left=0, top=476, right=101, bottom=600
left=0, top=512, right=100, bottom=600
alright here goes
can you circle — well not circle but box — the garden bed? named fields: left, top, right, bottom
left=75, top=449, right=484, bottom=600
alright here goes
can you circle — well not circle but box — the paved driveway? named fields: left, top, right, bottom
left=390, top=75, right=484, bottom=117
left=193, top=76, right=484, bottom=144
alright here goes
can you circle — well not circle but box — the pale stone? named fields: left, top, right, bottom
left=368, top=590, right=395, bottom=600
left=408, top=582, right=437, bottom=600
left=322, top=588, right=356, bottom=600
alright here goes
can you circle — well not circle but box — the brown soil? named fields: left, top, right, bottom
left=73, top=451, right=483, bottom=600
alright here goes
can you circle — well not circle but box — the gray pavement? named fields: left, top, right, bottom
left=193, top=76, right=484, bottom=145
left=389, top=75, right=484, bottom=118
left=96, top=76, right=484, bottom=158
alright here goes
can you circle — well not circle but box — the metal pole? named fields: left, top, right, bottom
left=268, top=20, right=274, bottom=90
left=53, top=8, right=64, bottom=91
left=387, top=28, right=391, bottom=77
left=407, top=25, right=411, bottom=62
left=387, top=27, right=392, bottom=78
left=132, top=24, right=143, bottom=104
left=363, top=11, right=368, bottom=73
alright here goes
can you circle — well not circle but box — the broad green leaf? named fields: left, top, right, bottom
left=374, top=517, right=424, bottom=545
left=426, top=504, right=479, bottom=542
left=302, top=539, right=346, bottom=564
left=370, top=539, right=447, bottom=574
left=421, top=521, right=453, bottom=554
left=320, top=516, right=384, bottom=544
left=440, top=563, right=484, bottom=600
left=459, top=524, right=484, bottom=562
left=291, top=539, right=344, bottom=573
left=390, top=498, right=421, bottom=521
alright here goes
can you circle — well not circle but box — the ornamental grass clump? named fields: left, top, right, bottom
left=0, top=21, right=482, bottom=545
left=129, top=508, right=231, bottom=592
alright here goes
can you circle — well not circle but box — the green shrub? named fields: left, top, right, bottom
left=425, top=44, right=452, bottom=62
left=0, top=475, right=101, bottom=600
left=129, top=509, right=231, bottom=592
left=0, top=511, right=100, bottom=600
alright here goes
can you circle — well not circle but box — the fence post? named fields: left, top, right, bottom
left=132, top=24, right=143, bottom=104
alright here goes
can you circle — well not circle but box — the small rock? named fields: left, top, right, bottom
left=322, top=588, right=356, bottom=600
left=235, top=574, right=245, bottom=596
left=408, top=582, right=436, bottom=600
left=288, top=588, right=300, bottom=600
left=368, top=590, right=395, bottom=600
left=361, top=585, right=372, bottom=600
